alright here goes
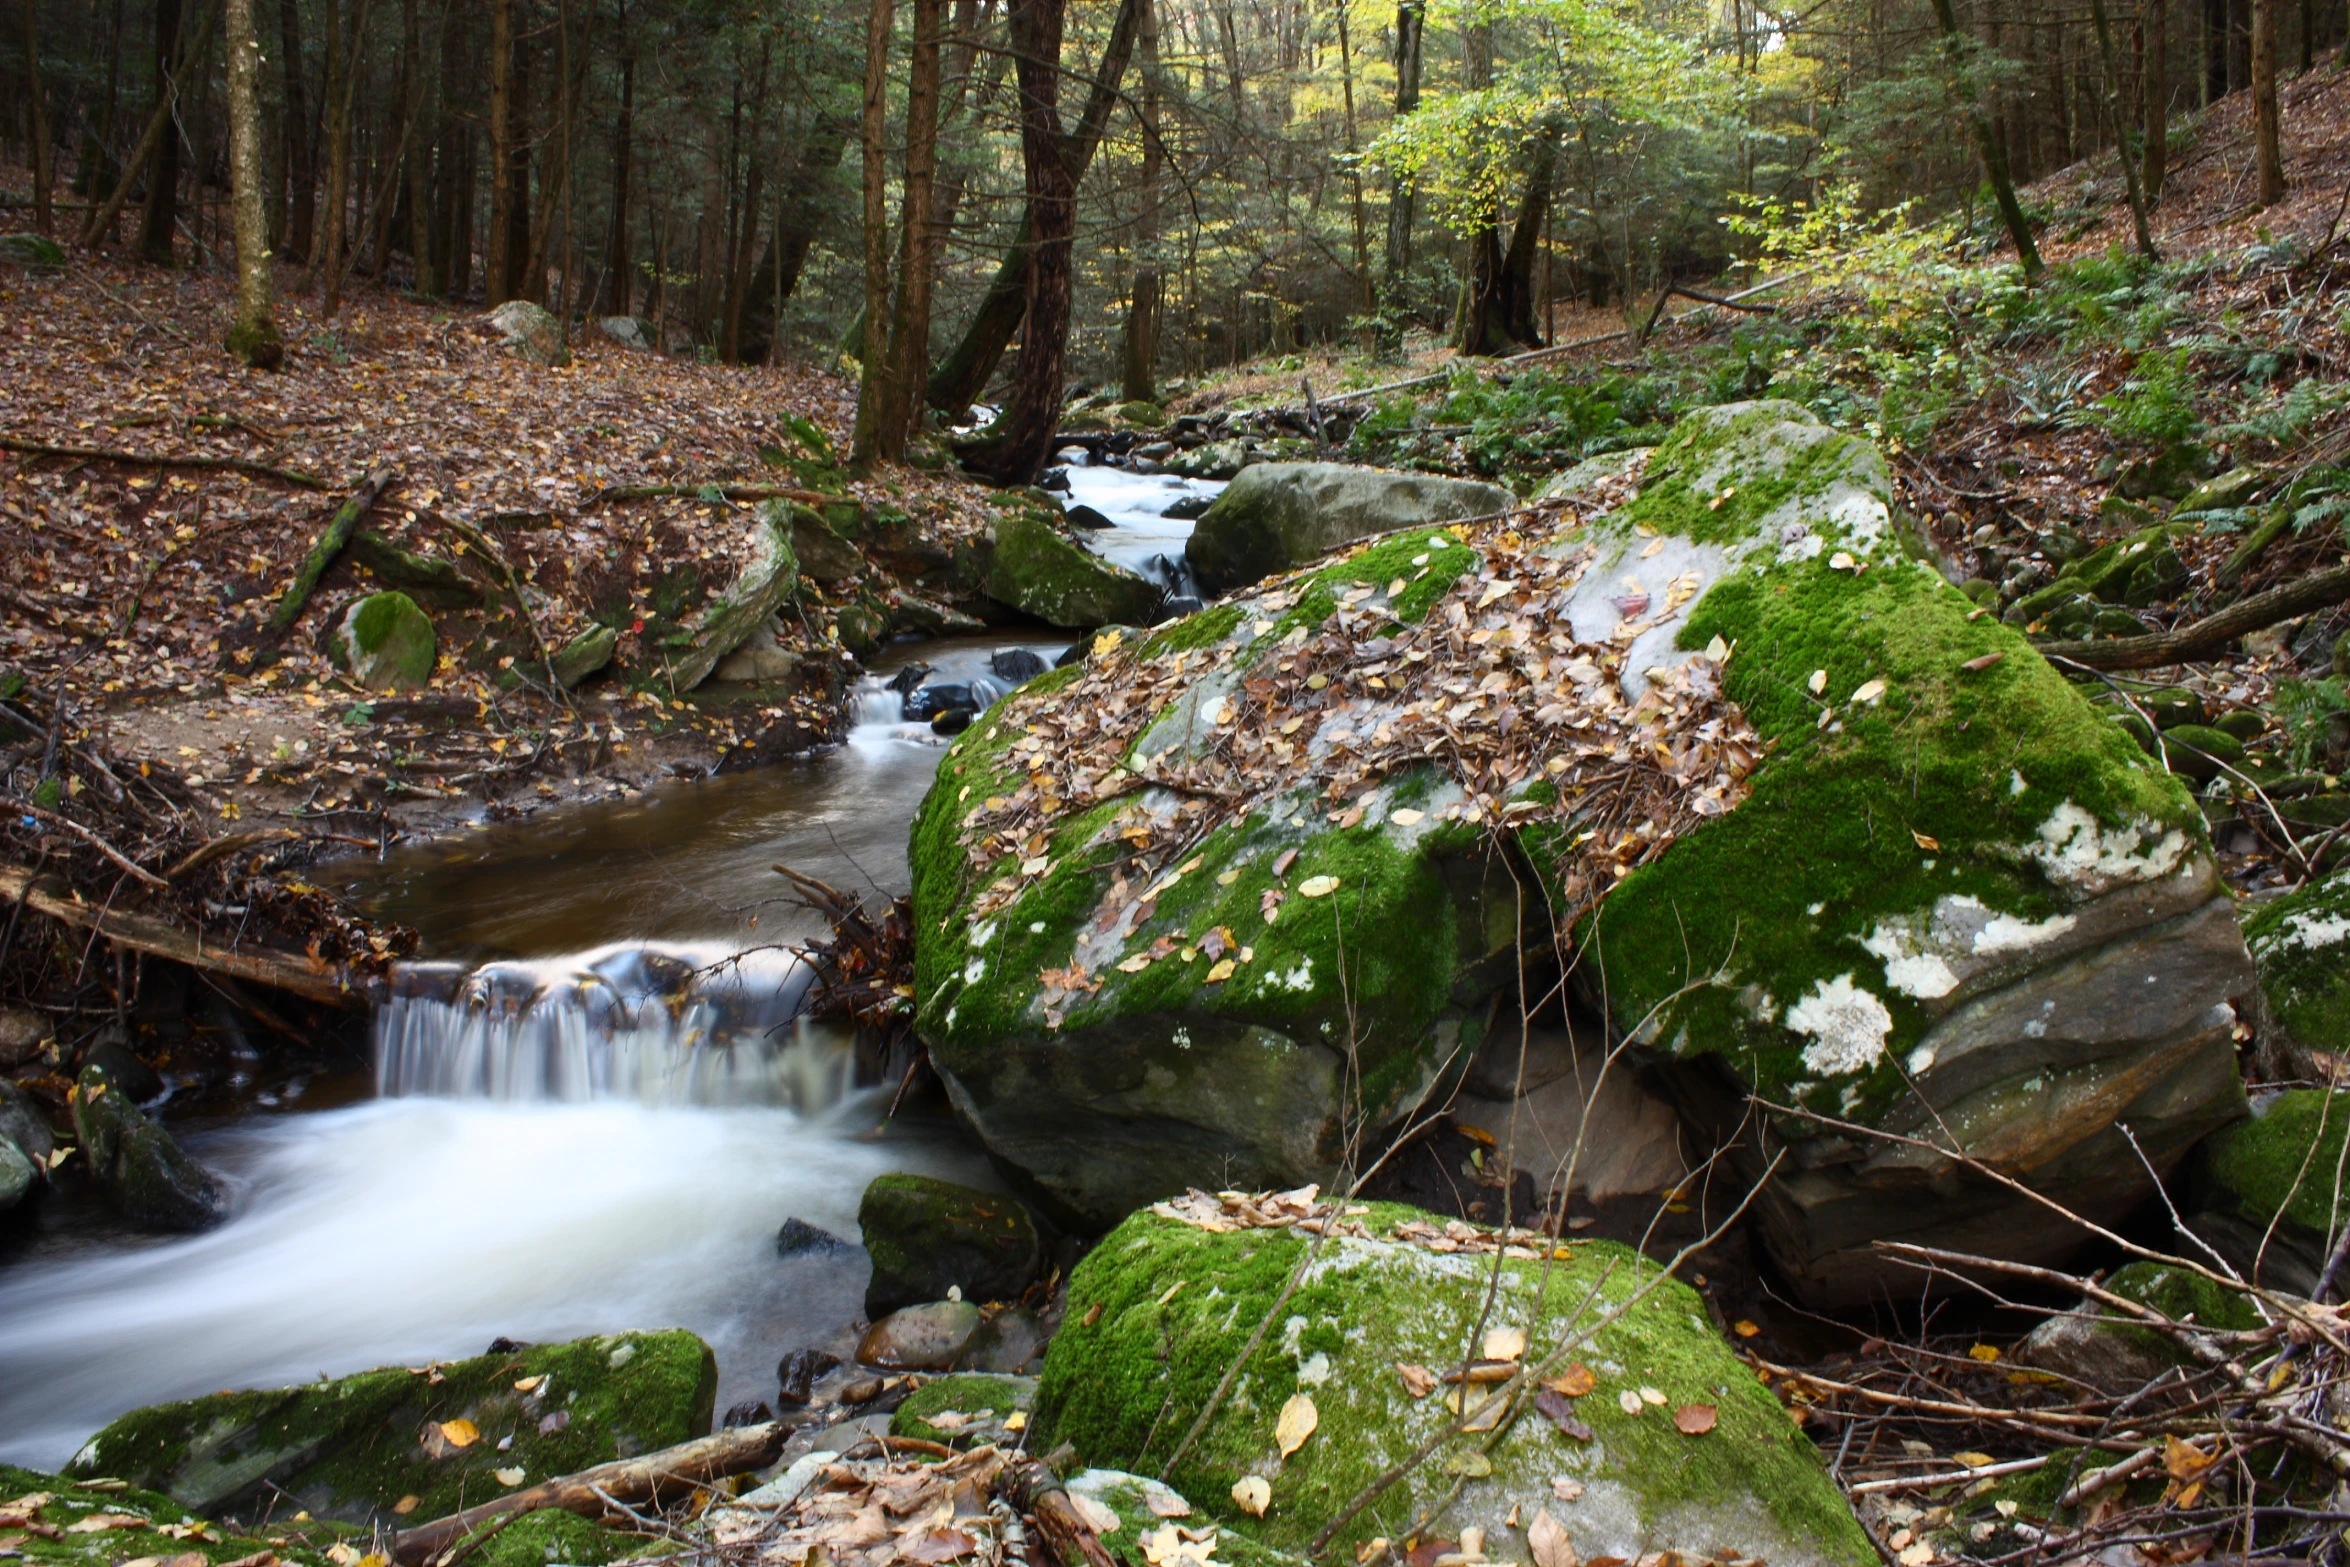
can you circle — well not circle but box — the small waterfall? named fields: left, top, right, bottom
left=851, top=677, right=907, bottom=730
left=373, top=943, right=851, bottom=1109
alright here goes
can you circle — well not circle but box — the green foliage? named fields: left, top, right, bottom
left=2273, top=677, right=2350, bottom=771
left=2081, top=348, right=2204, bottom=453
left=1352, top=365, right=1668, bottom=481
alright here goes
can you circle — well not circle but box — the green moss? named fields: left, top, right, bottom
left=471, top=1507, right=650, bottom=1567
left=2243, top=870, right=2350, bottom=1053
left=2197, top=1089, right=2350, bottom=1238
left=1258, top=533, right=1481, bottom=646
left=2106, top=1259, right=2260, bottom=1333
left=70, top=1331, right=717, bottom=1526
left=1032, top=1210, right=1869, bottom=1567
left=889, top=1374, right=1035, bottom=1445
left=1137, top=603, right=1248, bottom=659
left=987, top=513, right=1162, bottom=628
left=0, top=1464, right=347, bottom=1566
left=1616, top=413, right=1877, bottom=548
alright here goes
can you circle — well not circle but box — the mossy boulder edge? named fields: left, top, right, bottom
left=2243, top=868, right=2350, bottom=1067
left=858, top=1172, right=1044, bottom=1316
left=1032, top=1207, right=1872, bottom=1567
left=985, top=508, right=1163, bottom=629
left=1185, top=462, right=1512, bottom=596
left=67, top=1329, right=717, bottom=1527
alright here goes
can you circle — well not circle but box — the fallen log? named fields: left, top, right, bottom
left=390, top=1420, right=792, bottom=1566
left=271, top=469, right=397, bottom=631
left=0, top=862, right=360, bottom=1007
left=0, top=434, right=326, bottom=490
left=2037, top=560, right=2350, bottom=669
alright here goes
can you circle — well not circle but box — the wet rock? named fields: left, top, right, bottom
left=0, top=1079, right=54, bottom=1166
left=71, top=1063, right=226, bottom=1232
left=775, top=1216, right=853, bottom=1259
left=985, top=511, right=1162, bottom=629
left=599, top=315, right=657, bottom=350
left=1184, top=462, right=1512, bottom=595
left=722, top=1400, right=775, bottom=1428
left=81, top=1026, right=164, bottom=1103
left=858, top=1173, right=1043, bottom=1316
left=855, top=1301, right=984, bottom=1371
left=69, top=1328, right=718, bottom=1523
left=1162, top=492, right=1215, bottom=520
left=485, top=300, right=565, bottom=366
left=991, top=649, right=1050, bottom=684
left=658, top=509, right=801, bottom=691
left=932, top=709, right=974, bottom=736
left=1033, top=1206, right=1873, bottom=1567
left=956, top=1306, right=1046, bottom=1374
left=780, top=502, right=867, bottom=584
left=2017, top=1258, right=2258, bottom=1395
left=776, top=1347, right=844, bottom=1405
left=2242, top=868, right=2350, bottom=1070
left=2189, top=1088, right=2347, bottom=1291
left=1038, top=468, right=1072, bottom=493
left=0, top=1133, right=34, bottom=1212
left=1150, top=594, right=1204, bottom=623
left=552, top=624, right=618, bottom=687
left=334, top=591, right=436, bottom=693
left=835, top=603, right=888, bottom=658
left=1065, top=504, right=1115, bottom=531
left=887, top=592, right=987, bottom=637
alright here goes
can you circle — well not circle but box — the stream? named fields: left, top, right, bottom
left=0, top=462, right=1222, bottom=1470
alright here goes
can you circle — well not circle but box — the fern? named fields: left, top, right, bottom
left=2273, top=677, right=2350, bottom=771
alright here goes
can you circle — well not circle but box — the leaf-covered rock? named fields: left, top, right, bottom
left=0, top=1464, right=351, bottom=1567
left=1185, top=463, right=1513, bottom=595
left=66, top=1329, right=717, bottom=1525
left=1032, top=1205, right=1871, bottom=1567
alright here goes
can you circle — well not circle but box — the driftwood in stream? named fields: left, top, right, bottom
left=2037, top=560, right=2350, bottom=669
left=0, top=862, right=360, bottom=1006
left=392, top=1421, right=793, bottom=1566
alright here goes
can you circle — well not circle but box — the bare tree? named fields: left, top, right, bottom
left=224, top=0, right=286, bottom=365
left=2251, top=0, right=2285, bottom=203
left=20, top=0, right=54, bottom=237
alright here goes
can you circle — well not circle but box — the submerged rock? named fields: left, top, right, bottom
left=1185, top=462, right=1512, bottom=595
left=2243, top=867, right=2350, bottom=1068
left=858, top=1172, right=1042, bottom=1316
left=1032, top=1205, right=1871, bottom=1567
left=334, top=590, right=436, bottom=693
left=775, top=1216, right=853, bottom=1259
left=70, top=1063, right=226, bottom=1232
left=68, top=1328, right=718, bottom=1524
left=986, top=510, right=1163, bottom=629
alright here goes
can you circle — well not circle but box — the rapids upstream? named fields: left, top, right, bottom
left=0, top=460, right=1222, bottom=1470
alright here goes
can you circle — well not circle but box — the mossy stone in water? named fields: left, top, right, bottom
left=985, top=511, right=1162, bottom=629
left=335, top=590, right=437, bottom=693
left=67, top=1329, right=718, bottom=1526
left=859, top=1173, right=1042, bottom=1315
left=70, top=1062, right=226, bottom=1232
left=1032, top=1207, right=1871, bottom=1567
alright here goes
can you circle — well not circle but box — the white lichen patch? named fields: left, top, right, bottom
left=1785, top=974, right=1894, bottom=1075
left=1974, top=910, right=2080, bottom=955
left=2026, top=801, right=2190, bottom=897
left=2259, top=906, right=2350, bottom=955
left=1859, top=895, right=2085, bottom=1005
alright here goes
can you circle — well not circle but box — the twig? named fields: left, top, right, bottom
left=10, top=804, right=168, bottom=888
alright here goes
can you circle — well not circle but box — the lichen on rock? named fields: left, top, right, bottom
left=2243, top=867, right=2350, bottom=1066
left=1031, top=1205, right=1871, bottom=1567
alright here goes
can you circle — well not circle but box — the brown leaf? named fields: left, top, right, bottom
left=1276, top=1392, right=1318, bottom=1456
left=905, top=1530, right=979, bottom=1563
left=1396, top=1362, right=1438, bottom=1398
left=1545, top=1362, right=1596, bottom=1397
left=1534, top=1389, right=1595, bottom=1441
left=1529, top=1508, right=1577, bottom=1567
left=1673, top=1404, right=1718, bottom=1435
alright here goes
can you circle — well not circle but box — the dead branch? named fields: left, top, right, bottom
left=2038, top=561, right=2350, bottom=668
left=390, top=1420, right=791, bottom=1566
left=270, top=469, right=397, bottom=631
left=1, top=433, right=328, bottom=490
left=996, top=1457, right=1119, bottom=1567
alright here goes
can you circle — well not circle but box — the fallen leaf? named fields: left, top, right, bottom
left=1638, top=1386, right=1666, bottom=1406
left=1959, top=652, right=2003, bottom=672
left=1913, top=829, right=1942, bottom=852
left=537, top=1410, right=570, bottom=1435
left=512, top=1375, right=546, bottom=1393
left=1442, top=1452, right=1493, bottom=1478
left=1397, top=1363, right=1438, bottom=1398
left=1896, top=1544, right=1932, bottom=1567
left=1829, top=551, right=1859, bottom=571
left=66, top=1514, right=146, bottom=1534
left=1298, top=876, right=1339, bottom=898
left=2163, top=1435, right=2216, bottom=1481
left=493, top=1468, right=525, bottom=1487
left=1731, top=1320, right=1760, bottom=1339
left=1534, top=1389, right=1594, bottom=1441
left=1544, top=1363, right=1596, bottom=1397
left=391, top=1497, right=420, bottom=1516
left=1005, top=1411, right=1029, bottom=1431
left=1528, top=1508, right=1577, bottom=1567
left=1672, top=1404, right=1717, bottom=1435
left=1277, top=1393, right=1319, bottom=1457
left=1482, top=1326, right=1527, bottom=1362
left=438, top=1418, right=480, bottom=1448
left=1069, top=1495, right=1121, bottom=1534
left=1617, top=1390, right=1644, bottom=1415
left=1390, top=808, right=1424, bottom=826
left=1143, top=1486, right=1189, bottom=1518
left=1807, top=669, right=1827, bottom=695
left=1206, top=958, right=1236, bottom=983
left=1550, top=1479, right=1583, bottom=1502
left=1953, top=1452, right=1997, bottom=1469
left=1232, top=1476, right=1270, bottom=1517
left=1967, top=1344, right=1999, bottom=1363
left=1850, top=677, right=1886, bottom=704
left=906, top=1529, right=980, bottom=1563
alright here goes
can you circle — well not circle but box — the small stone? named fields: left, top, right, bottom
left=775, top=1347, right=844, bottom=1405
left=855, top=1301, right=985, bottom=1372
left=776, top=1216, right=853, bottom=1259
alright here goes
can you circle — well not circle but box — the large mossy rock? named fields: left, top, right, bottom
left=986, top=510, right=1163, bottom=629
left=2244, top=868, right=2350, bottom=1066
left=654, top=508, right=800, bottom=690
left=1568, top=403, right=2246, bottom=1303
left=1185, top=463, right=1513, bottom=596
left=859, top=1172, right=1043, bottom=1316
left=1032, top=1206, right=1871, bottom=1567
left=2188, top=1089, right=2350, bottom=1292
left=70, top=1062, right=226, bottom=1232
left=0, top=1465, right=348, bottom=1567
left=2005, top=524, right=2189, bottom=628
left=334, top=591, right=436, bottom=693
left=484, top=300, right=566, bottom=365
left=67, top=1329, right=717, bottom=1525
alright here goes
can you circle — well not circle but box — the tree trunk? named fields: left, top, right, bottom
left=2088, top=0, right=2160, bottom=255
left=486, top=0, right=515, bottom=303
left=1120, top=0, right=1162, bottom=402
left=2144, top=0, right=2168, bottom=199
left=21, top=0, right=53, bottom=236
left=279, top=0, right=314, bottom=260
left=723, top=140, right=766, bottom=364
left=139, top=0, right=185, bottom=265
left=404, top=0, right=436, bottom=294
left=1378, top=0, right=1424, bottom=357
left=79, top=1, right=219, bottom=250
left=1928, top=0, right=2044, bottom=278
left=2252, top=0, right=2284, bottom=202
left=602, top=6, right=634, bottom=314
left=853, top=0, right=895, bottom=401
left=1334, top=0, right=1371, bottom=326
left=872, top=0, right=944, bottom=457
left=224, top=0, right=284, bottom=366
left=959, top=0, right=1072, bottom=485
left=921, top=0, right=1143, bottom=414
left=756, top=113, right=852, bottom=328
left=316, top=0, right=377, bottom=314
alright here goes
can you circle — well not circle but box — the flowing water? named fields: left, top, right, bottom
left=0, top=470, right=1219, bottom=1471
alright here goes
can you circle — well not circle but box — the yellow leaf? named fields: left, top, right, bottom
left=1276, top=1393, right=1318, bottom=1457
left=1966, top=1344, right=1998, bottom=1363
left=1953, top=1453, right=1998, bottom=1469
left=438, top=1419, right=480, bottom=1448
left=1528, top=1509, right=1576, bottom=1567
left=493, top=1469, right=525, bottom=1488
left=1231, top=1476, right=1270, bottom=1517
left=1118, top=954, right=1154, bottom=973
left=2163, top=1435, right=2215, bottom=1481
left=1298, top=876, right=1339, bottom=897
left=1205, top=959, right=1236, bottom=983
left=1731, top=1320, right=1761, bottom=1338
left=1914, top=830, right=1942, bottom=852
left=391, top=1497, right=421, bottom=1517
left=512, top=1376, right=545, bottom=1393
left=1482, top=1327, right=1527, bottom=1363
left=1851, top=678, right=1887, bottom=704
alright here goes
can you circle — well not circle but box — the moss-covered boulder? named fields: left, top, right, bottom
left=2016, top=1257, right=2260, bottom=1394
left=70, top=1062, right=226, bottom=1232
left=335, top=591, right=436, bottom=693
left=2244, top=868, right=2350, bottom=1067
left=2188, top=1089, right=2350, bottom=1292
left=1548, top=403, right=2248, bottom=1302
left=1033, top=1207, right=1871, bottom=1567
left=2004, top=525, right=2189, bottom=628
left=553, top=623, right=619, bottom=687
left=986, top=510, right=1162, bottom=629
left=484, top=300, right=565, bottom=366
left=1185, top=463, right=1513, bottom=596
left=0, top=1465, right=350, bottom=1567
left=66, top=1329, right=717, bottom=1526
left=889, top=1372, right=1036, bottom=1447
left=657, top=510, right=800, bottom=690
left=858, top=1173, right=1043, bottom=1315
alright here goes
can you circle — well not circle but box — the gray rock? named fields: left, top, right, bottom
left=985, top=510, right=1162, bottom=629
left=0, top=1134, right=35, bottom=1212
left=82, top=1025, right=163, bottom=1103
left=777, top=502, right=866, bottom=585
left=0, top=1007, right=45, bottom=1069
left=855, top=1301, right=984, bottom=1371
left=658, top=510, right=801, bottom=691
left=858, top=1172, right=1042, bottom=1316
left=2242, top=865, right=2350, bottom=1070
left=334, top=591, right=436, bottom=693
left=2186, top=1088, right=2349, bottom=1291
left=552, top=624, right=618, bottom=688
left=485, top=300, right=566, bottom=366
left=713, top=617, right=806, bottom=684
left=1161, top=439, right=1253, bottom=481
left=2017, top=1259, right=2259, bottom=1396
left=71, top=1062, right=227, bottom=1232
left=775, top=1346, right=843, bottom=1404
left=955, top=1306, right=1045, bottom=1374
left=0, top=1079, right=55, bottom=1166
left=774, top=1217, right=852, bottom=1259
left=1184, top=462, right=1513, bottom=594
left=598, top=315, right=657, bottom=350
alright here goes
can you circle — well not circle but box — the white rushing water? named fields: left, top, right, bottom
left=1056, top=458, right=1224, bottom=589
